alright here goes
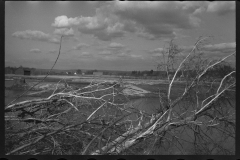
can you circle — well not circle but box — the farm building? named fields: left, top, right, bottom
left=93, top=72, right=103, bottom=76
left=15, top=66, right=32, bottom=76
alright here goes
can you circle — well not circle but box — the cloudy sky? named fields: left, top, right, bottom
left=5, top=1, right=235, bottom=71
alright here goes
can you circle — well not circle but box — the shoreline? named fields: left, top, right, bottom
left=4, top=74, right=178, bottom=84
left=5, top=74, right=223, bottom=86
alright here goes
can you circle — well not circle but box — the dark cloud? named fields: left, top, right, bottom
left=112, top=1, right=202, bottom=40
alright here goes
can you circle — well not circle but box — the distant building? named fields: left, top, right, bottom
left=15, top=67, right=24, bottom=75
left=5, top=67, right=14, bottom=74
left=66, top=71, right=73, bottom=75
left=112, top=72, right=118, bottom=76
left=93, top=72, right=103, bottom=76
left=15, top=66, right=32, bottom=76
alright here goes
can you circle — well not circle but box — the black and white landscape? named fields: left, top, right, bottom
left=5, top=1, right=235, bottom=155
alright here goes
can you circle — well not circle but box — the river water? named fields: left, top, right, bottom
left=5, top=80, right=235, bottom=154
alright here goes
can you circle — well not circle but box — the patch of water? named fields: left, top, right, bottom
left=5, top=79, right=235, bottom=154
left=126, top=98, right=161, bottom=114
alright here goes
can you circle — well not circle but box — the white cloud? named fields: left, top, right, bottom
left=73, top=43, right=89, bottom=50
left=48, top=50, right=58, bottom=54
left=73, top=51, right=93, bottom=58
left=97, top=42, right=130, bottom=57
left=108, top=42, right=125, bottom=49
left=51, top=1, right=235, bottom=41
left=148, top=48, right=165, bottom=57
left=30, top=48, right=41, bottom=53
left=129, top=54, right=144, bottom=59
left=72, top=37, right=80, bottom=42
left=207, top=1, right=235, bottom=16
left=180, top=42, right=236, bottom=60
left=148, top=42, right=236, bottom=60
left=52, top=8, right=126, bottom=41
left=53, top=28, right=74, bottom=37
left=202, top=42, right=236, bottom=54
left=98, top=50, right=112, bottom=55
left=81, top=51, right=90, bottom=56
left=52, top=15, right=80, bottom=28
left=77, top=14, right=125, bottom=41
left=12, top=30, right=60, bottom=44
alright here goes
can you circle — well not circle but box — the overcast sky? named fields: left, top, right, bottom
left=5, top=1, right=235, bottom=71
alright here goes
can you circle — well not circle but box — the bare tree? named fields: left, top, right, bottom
left=5, top=37, right=235, bottom=155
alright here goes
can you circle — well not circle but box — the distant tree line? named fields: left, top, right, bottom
left=76, top=69, right=82, bottom=75
left=205, top=62, right=235, bottom=78
left=6, top=63, right=234, bottom=79
left=5, top=66, right=36, bottom=71
left=131, top=70, right=155, bottom=76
